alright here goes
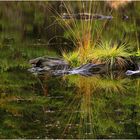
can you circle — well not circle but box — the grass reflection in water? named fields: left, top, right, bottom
left=39, top=73, right=140, bottom=139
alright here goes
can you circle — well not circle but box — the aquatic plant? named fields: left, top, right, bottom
left=50, top=1, right=106, bottom=62
left=52, top=1, right=133, bottom=69
left=91, top=40, right=132, bottom=69
left=135, top=50, right=140, bottom=57
left=62, top=44, right=95, bottom=67
left=62, top=39, right=131, bottom=69
left=62, top=51, right=80, bottom=67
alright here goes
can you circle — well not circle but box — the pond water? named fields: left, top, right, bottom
left=0, top=1, right=140, bottom=139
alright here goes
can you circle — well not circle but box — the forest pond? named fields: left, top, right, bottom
left=0, top=1, right=140, bottom=139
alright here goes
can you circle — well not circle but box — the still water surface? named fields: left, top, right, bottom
left=1, top=70, right=140, bottom=138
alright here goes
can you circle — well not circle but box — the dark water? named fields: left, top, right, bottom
left=0, top=1, right=140, bottom=139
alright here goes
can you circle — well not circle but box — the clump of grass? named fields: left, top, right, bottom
left=52, top=1, right=106, bottom=66
left=62, top=39, right=95, bottom=67
left=62, top=50, right=80, bottom=67
left=63, top=39, right=131, bottom=69
left=91, top=40, right=132, bottom=69
left=135, top=51, right=140, bottom=57
left=52, top=1, right=132, bottom=69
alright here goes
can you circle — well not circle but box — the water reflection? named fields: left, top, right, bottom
left=38, top=73, right=140, bottom=139
left=0, top=70, right=49, bottom=138
left=0, top=68, right=140, bottom=138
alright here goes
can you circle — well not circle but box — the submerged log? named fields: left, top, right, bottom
left=52, top=63, right=107, bottom=76
left=62, top=13, right=129, bottom=20
left=125, top=57, right=140, bottom=76
left=28, top=56, right=138, bottom=77
left=62, top=13, right=113, bottom=20
left=125, top=70, right=140, bottom=76
left=29, top=56, right=70, bottom=70
left=28, top=56, right=107, bottom=76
